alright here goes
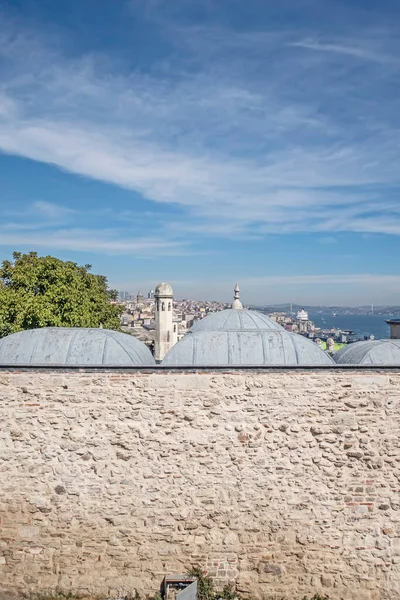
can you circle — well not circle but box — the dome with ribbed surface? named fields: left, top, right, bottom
left=334, top=340, right=400, bottom=365
left=0, top=328, right=155, bottom=366
left=163, top=307, right=333, bottom=366
left=190, top=309, right=283, bottom=333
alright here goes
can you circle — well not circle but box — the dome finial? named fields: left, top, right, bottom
left=232, top=282, right=243, bottom=310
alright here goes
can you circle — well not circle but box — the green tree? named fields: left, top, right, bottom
left=0, top=252, right=123, bottom=338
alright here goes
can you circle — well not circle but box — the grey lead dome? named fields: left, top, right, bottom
left=163, top=308, right=334, bottom=366
left=334, top=340, right=400, bottom=365
left=190, top=308, right=283, bottom=333
left=0, top=328, right=156, bottom=366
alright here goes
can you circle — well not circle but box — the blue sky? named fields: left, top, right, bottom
left=1, top=0, right=400, bottom=304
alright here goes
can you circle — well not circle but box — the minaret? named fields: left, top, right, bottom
left=232, top=283, right=243, bottom=310
left=154, top=282, right=174, bottom=362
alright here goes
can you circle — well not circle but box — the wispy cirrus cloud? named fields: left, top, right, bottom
left=0, top=5, right=400, bottom=248
left=289, top=39, right=398, bottom=63
left=0, top=228, right=187, bottom=255
left=34, top=200, right=75, bottom=220
left=0, top=201, right=188, bottom=256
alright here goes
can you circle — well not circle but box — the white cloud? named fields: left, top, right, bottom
left=0, top=200, right=189, bottom=256
left=0, top=225, right=188, bottom=255
left=289, top=39, right=397, bottom=64
left=34, top=200, right=75, bottom=220
left=0, top=12, right=399, bottom=242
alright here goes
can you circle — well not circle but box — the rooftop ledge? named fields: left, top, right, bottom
left=1, top=364, right=400, bottom=373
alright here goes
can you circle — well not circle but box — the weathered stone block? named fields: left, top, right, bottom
left=0, top=369, right=399, bottom=600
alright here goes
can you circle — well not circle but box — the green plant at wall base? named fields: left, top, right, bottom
left=187, top=566, right=215, bottom=600
left=0, top=251, right=123, bottom=337
left=25, top=588, right=328, bottom=600
left=25, top=593, right=85, bottom=600
left=131, top=591, right=162, bottom=600
left=24, top=571, right=328, bottom=600
left=187, top=567, right=241, bottom=600
left=26, top=592, right=163, bottom=600
left=187, top=566, right=328, bottom=600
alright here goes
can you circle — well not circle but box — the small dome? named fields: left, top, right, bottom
left=155, top=282, right=173, bottom=296
left=162, top=329, right=334, bottom=366
left=190, top=309, right=283, bottom=333
left=0, top=328, right=156, bottom=366
left=334, top=340, right=400, bottom=365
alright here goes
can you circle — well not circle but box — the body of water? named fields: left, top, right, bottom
left=308, top=313, right=399, bottom=340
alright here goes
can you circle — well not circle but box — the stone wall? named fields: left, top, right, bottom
left=0, top=369, right=399, bottom=600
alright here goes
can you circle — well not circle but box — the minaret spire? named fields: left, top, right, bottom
left=232, top=282, right=243, bottom=310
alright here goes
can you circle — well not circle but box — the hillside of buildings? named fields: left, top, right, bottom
left=115, top=291, right=384, bottom=354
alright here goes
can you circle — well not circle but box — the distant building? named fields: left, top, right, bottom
left=118, top=291, right=130, bottom=301
left=296, top=308, right=309, bottom=333
left=297, top=308, right=309, bottom=321
left=326, top=337, right=335, bottom=354
left=386, top=319, right=400, bottom=339
left=121, top=313, right=133, bottom=326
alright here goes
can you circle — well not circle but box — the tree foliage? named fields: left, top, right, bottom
left=0, top=252, right=123, bottom=338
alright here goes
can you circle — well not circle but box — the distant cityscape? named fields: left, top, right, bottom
left=115, top=289, right=231, bottom=351
left=115, top=290, right=400, bottom=353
